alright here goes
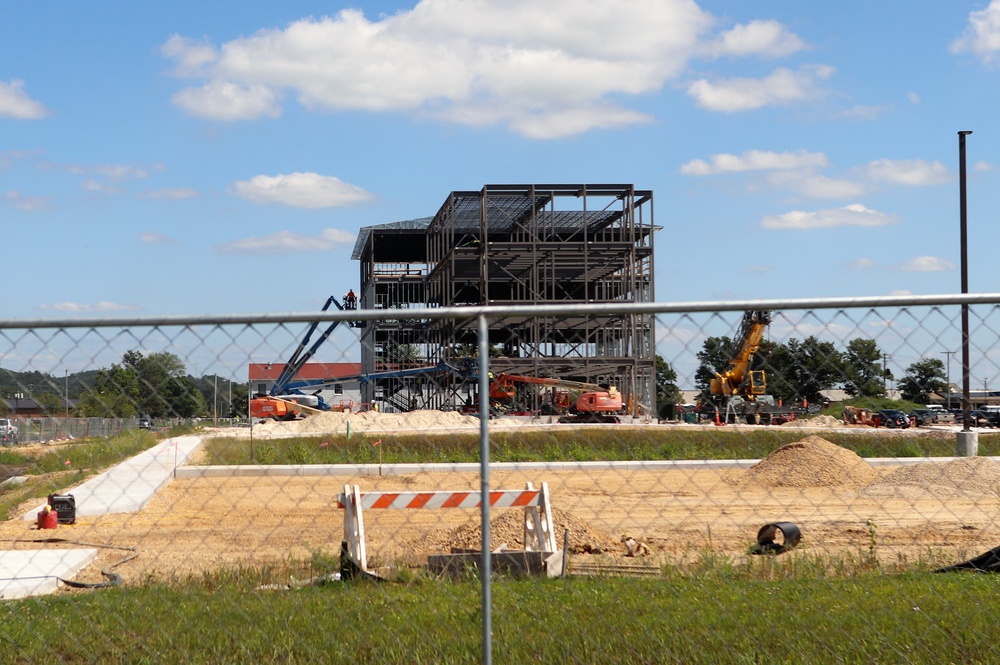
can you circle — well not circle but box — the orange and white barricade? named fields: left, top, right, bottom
left=337, top=482, right=557, bottom=573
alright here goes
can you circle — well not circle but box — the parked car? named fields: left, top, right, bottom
left=966, top=410, right=998, bottom=428
left=933, top=410, right=956, bottom=424
left=138, top=416, right=152, bottom=430
left=875, top=409, right=910, bottom=429
left=908, top=409, right=938, bottom=426
left=0, top=418, right=17, bottom=445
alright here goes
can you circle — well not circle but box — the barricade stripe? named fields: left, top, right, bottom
left=371, top=493, right=399, bottom=509
left=346, top=489, right=542, bottom=509
left=441, top=491, right=471, bottom=508
left=509, top=491, right=539, bottom=507
left=408, top=493, right=435, bottom=509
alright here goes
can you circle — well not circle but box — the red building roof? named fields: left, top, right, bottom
left=248, top=362, right=363, bottom=382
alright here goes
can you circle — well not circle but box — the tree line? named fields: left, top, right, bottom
left=0, top=351, right=248, bottom=419
left=691, top=334, right=948, bottom=406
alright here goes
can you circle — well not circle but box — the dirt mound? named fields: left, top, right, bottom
left=741, top=435, right=878, bottom=488
left=414, top=507, right=621, bottom=556
left=253, top=409, right=482, bottom=436
left=865, top=457, right=1000, bottom=498
left=781, top=414, right=843, bottom=428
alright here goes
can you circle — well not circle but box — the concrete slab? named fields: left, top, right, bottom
left=0, top=549, right=97, bottom=599
left=22, top=435, right=203, bottom=520
left=4, top=435, right=203, bottom=598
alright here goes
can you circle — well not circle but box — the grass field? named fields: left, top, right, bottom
left=5, top=571, right=1000, bottom=663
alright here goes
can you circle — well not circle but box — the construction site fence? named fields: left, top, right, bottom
left=0, top=417, right=218, bottom=444
left=3, top=293, right=1000, bottom=663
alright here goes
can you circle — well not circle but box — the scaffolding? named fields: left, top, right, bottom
left=351, top=184, right=656, bottom=417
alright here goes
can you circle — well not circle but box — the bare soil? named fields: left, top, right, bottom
left=3, top=425, right=999, bottom=585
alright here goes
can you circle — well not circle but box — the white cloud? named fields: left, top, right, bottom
left=216, top=228, right=356, bottom=255
left=4, top=190, right=51, bottom=211
left=82, top=179, right=123, bottom=194
left=766, top=171, right=868, bottom=199
left=0, top=80, right=49, bottom=119
left=171, top=81, right=282, bottom=120
left=761, top=203, right=898, bottom=230
left=139, top=232, right=180, bottom=245
left=687, top=65, right=834, bottom=112
left=160, top=0, right=717, bottom=137
left=951, top=1, right=1000, bottom=65
left=141, top=188, right=198, bottom=200
left=704, top=19, right=806, bottom=59
left=161, top=35, right=218, bottom=77
left=680, top=149, right=827, bottom=175
left=866, top=159, right=950, bottom=186
left=897, top=256, right=956, bottom=272
left=746, top=264, right=773, bottom=273
left=907, top=92, right=920, bottom=104
left=974, top=160, right=995, bottom=172
left=38, top=301, right=141, bottom=312
left=232, top=172, right=373, bottom=209
left=848, top=258, right=876, bottom=269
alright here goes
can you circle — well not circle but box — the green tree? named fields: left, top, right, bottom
left=694, top=335, right=734, bottom=392
left=76, top=363, right=141, bottom=417
left=898, top=357, right=947, bottom=404
left=842, top=338, right=888, bottom=397
left=762, top=337, right=843, bottom=405
left=655, top=355, right=682, bottom=412
left=122, top=351, right=191, bottom=418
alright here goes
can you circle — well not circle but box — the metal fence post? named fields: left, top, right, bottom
left=478, top=313, right=492, bottom=665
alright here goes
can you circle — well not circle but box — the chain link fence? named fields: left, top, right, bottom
left=2, top=295, right=1000, bottom=662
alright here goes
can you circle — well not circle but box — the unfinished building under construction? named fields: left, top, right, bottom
left=350, top=184, right=656, bottom=418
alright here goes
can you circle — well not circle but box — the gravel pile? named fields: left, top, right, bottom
left=254, top=409, right=484, bottom=435
left=781, top=415, right=843, bottom=428
left=865, top=457, right=1000, bottom=498
left=742, top=435, right=879, bottom=488
left=415, top=506, right=621, bottom=555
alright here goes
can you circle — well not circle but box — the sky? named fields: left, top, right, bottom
left=3, top=0, right=1000, bottom=323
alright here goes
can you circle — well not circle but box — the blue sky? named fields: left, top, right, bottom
left=3, top=1, right=999, bottom=320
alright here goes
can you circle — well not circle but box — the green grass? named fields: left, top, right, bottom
left=199, top=427, right=1000, bottom=465
left=4, top=571, right=1000, bottom=663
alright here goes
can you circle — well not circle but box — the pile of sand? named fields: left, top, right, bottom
left=253, top=409, right=483, bottom=436
left=781, top=415, right=843, bottom=428
left=741, top=435, right=879, bottom=488
left=865, top=457, right=1000, bottom=498
left=414, top=507, right=621, bottom=555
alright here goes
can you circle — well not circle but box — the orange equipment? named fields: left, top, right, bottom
left=487, top=373, right=623, bottom=423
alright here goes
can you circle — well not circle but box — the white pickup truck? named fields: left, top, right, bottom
left=0, top=418, right=17, bottom=445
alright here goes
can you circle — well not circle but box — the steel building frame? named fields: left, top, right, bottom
left=351, top=184, right=656, bottom=417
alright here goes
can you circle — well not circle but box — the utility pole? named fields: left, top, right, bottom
left=957, top=130, right=976, bottom=456
left=882, top=353, right=890, bottom=395
left=959, top=131, right=972, bottom=432
left=941, top=351, right=957, bottom=409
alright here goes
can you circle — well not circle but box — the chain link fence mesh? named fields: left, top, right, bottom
left=2, top=297, right=1000, bottom=662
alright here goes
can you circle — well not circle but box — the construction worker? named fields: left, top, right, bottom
left=372, top=401, right=379, bottom=412
left=344, top=289, right=357, bottom=310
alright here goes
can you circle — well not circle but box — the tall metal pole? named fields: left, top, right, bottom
left=941, top=351, right=956, bottom=409
left=477, top=314, right=492, bottom=665
left=959, top=131, right=972, bottom=432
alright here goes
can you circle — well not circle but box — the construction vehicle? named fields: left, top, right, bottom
left=249, top=296, right=349, bottom=421
left=842, top=405, right=875, bottom=426
left=487, top=373, right=623, bottom=423
left=698, top=310, right=795, bottom=425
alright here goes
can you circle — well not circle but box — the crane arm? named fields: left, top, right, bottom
left=709, top=310, right=771, bottom=398
left=270, top=297, right=345, bottom=395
